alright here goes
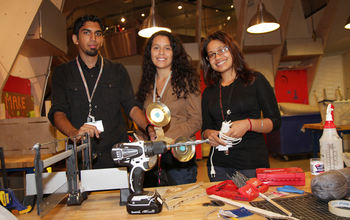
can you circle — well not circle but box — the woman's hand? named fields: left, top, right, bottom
left=203, top=129, right=227, bottom=147
left=225, top=119, right=250, bottom=138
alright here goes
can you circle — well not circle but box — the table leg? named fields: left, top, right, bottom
left=312, top=130, right=318, bottom=158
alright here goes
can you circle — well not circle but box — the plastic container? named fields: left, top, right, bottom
left=310, top=158, right=324, bottom=176
left=319, top=104, right=344, bottom=171
left=206, top=180, right=269, bottom=201
left=256, top=167, right=305, bottom=186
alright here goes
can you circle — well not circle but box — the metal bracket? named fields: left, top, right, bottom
left=33, top=133, right=91, bottom=217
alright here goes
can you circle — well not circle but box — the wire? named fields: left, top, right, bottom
left=219, top=131, right=242, bottom=147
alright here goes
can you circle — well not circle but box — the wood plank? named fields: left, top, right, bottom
left=303, top=123, right=350, bottom=131
left=1, top=154, right=55, bottom=169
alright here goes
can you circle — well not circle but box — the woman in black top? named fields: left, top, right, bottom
left=200, top=31, right=281, bottom=181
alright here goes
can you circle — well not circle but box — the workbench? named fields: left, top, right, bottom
left=1, top=153, right=57, bottom=202
left=303, top=123, right=350, bottom=158
left=2, top=154, right=55, bottom=171
left=16, top=173, right=313, bottom=220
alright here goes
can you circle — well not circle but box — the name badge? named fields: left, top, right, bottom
left=85, top=120, right=104, bottom=132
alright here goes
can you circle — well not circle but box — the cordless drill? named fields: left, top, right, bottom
left=111, top=139, right=208, bottom=214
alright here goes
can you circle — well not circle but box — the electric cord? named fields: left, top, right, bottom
left=210, top=148, right=216, bottom=177
left=219, top=131, right=242, bottom=147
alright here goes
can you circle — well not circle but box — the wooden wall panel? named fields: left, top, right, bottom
left=0, top=0, right=43, bottom=92
left=0, top=117, right=56, bottom=156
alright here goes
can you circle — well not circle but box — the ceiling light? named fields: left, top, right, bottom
left=178, top=5, right=182, bottom=10
left=247, top=1, right=280, bottom=34
left=121, top=17, right=125, bottom=22
left=345, top=15, right=350, bottom=29
left=227, top=16, right=231, bottom=21
left=138, top=0, right=171, bottom=38
left=141, top=13, right=145, bottom=17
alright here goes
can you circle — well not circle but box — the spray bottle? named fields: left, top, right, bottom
left=319, top=103, right=344, bottom=171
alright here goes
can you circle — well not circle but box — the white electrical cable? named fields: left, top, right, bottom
left=210, top=147, right=216, bottom=177
left=219, top=132, right=242, bottom=147
left=209, top=121, right=243, bottom=178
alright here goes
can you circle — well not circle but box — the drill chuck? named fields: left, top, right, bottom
left=144, top=141, right=168, bottom=156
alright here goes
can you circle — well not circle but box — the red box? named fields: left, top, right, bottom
left=206, top=179, right=269, bottom=202
left=256, top=167, right=305, bottom=186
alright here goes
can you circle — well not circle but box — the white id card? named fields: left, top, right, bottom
left=85, top=120, right=104, bottom=132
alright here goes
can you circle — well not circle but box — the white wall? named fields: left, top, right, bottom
left=342, top=49, right=350, bottom=98
left=308, top=53, right=349, bottom=152
left=124, top=65, right=143, bottom=94
left=10, top=55, right=51, bottom=110
left=342, top=49, right=350, bottom=152
left=309, top=55, right=344, bottom=106
left=245, top=53, right=275, bottom=88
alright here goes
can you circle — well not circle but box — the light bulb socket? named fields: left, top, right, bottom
left=247, top=3, right=280, bottom=34
left=138, top=1, right=171, bottom=38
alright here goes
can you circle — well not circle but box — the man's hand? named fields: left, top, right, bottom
left=75, top=124, right=101, bottom=139
left=53, top=111, right=100, bottom=140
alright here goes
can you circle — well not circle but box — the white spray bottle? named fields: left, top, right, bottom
left=319, top=103, right=344, bottom=171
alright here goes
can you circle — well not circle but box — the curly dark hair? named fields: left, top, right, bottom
left=136, top=31, right=200, bottom=107
left=200, top=31, right=256, bottom=87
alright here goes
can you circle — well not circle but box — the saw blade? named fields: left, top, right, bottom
left=39, top=181, right=71, bottom=217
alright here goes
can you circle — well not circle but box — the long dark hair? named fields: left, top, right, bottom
left=200, top=31, right=256, bottom=87
left=136, top=31, right=200, bottom=106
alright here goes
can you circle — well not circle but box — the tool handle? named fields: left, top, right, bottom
left=130, top=166, right=145, bottom=194
left=259, top=193, right=292, bottom=216
left=277, top=186, right=304, bottom=194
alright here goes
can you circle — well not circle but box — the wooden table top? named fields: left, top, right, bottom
left=1, top=154, right=55, bottom=169
left=303, top=123, right=350, bottom=131
left=17, top=173, right=313, bottom=220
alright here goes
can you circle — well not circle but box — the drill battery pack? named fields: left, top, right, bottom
left=256, top=167, right=305, bottom=186
left=127, top=190, right=163, bottom=214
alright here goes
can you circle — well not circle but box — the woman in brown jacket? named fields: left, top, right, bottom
left=136, top=31, right=202, bottom=186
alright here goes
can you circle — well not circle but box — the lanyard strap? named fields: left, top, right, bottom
left=153, top=71, right=172, bottom=102
left=219, top=80, right=235, bottom=122
left=76, top=55, right=104, bottom=115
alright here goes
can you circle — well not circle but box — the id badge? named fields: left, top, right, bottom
left=85, top=120, right=104, bottom=132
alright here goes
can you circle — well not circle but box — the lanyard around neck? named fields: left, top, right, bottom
left=153, top=71, right=172, bottom=102
left=76, top=55, right=104, bottom=115
left=219, top=80, right=235, bottom=122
